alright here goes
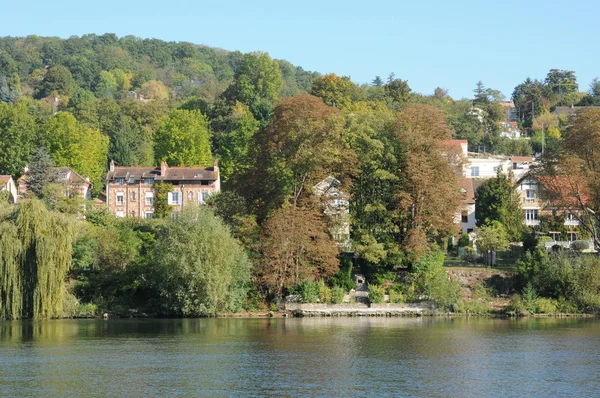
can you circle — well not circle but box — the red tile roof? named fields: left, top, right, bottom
left=510, top=156, right=534, bottom=162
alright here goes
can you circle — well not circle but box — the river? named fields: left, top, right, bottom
left=0, top=317, right=598, bottom=397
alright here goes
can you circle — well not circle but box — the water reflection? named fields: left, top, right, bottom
left=0, top=317, right=598, bottom=397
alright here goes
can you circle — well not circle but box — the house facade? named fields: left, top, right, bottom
left=17, top=167, right=92, bottom=201
left=0, top=175, right=18, bottom=203
left=105, top=160, right=220, bottom=218
left=516, top=174, right=582, bottom=242
left=312, top=176, right=351, bottom=248
left=456, top=177, right=476, bottom=234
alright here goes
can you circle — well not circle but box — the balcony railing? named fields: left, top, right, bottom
left=564, top=219, right=580, bottom=226
left=524, top=219, right=540, bottom=226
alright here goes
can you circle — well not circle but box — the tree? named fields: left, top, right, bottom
left=545, top=69, right=578, bottom=96
left=138, top=80, right=169, bottom=100
left=512, top=78, right=547, bottom=128
left=475, top=170, right=523, bottom=241
left=218, top=102, right=260, bottom=182
left=94, top=70, right=118, bottom=98
left=371, top=76, right=384, bottom=87
left=26, top=146, right=55, bottom=198
left=152, top=181, right=173, bottom=218
left=255, top=206, right=339, bottom=298
left=222, top=51, right=283, bottom=118
left=238, top=94, right=346, bottom=220
left=394, top=104, right=463, bottom=256
left=153, top=206, right=251, bottom=315
left=0, top=199, right=75, bottom=320
left=385, top=78, right=412, bottom=105
left=41, top=112, right=109, bottom=193
left=36, top=66, right=76, bottom=98
left=310, top=73, right=356, bottom=108
left=154, top=109, right=212, bottom=167
left=0, top=74, right=19, bottom=103
left=0, top=100, right=37, bottom=178
left=475, top=222, right=510, bottom=265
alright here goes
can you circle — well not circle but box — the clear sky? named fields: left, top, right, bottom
left=2, top=0, right=599, bottom=99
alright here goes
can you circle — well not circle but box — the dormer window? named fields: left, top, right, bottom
left=129, top=175, right=135, bottom=184
left=116, top=178, right=125, bottom=185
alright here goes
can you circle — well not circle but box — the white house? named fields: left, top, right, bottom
left=456, top=177, right=476, bottom=234
left=0, top=175, right=18, bottom=203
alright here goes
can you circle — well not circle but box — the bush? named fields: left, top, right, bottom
left=368, top=284, right=385, bottom=304
left=454, top=299, right=491, bottom=314
left=535, top=297, right=558, bottom=314
left=389, top=289, right=405, bottom=303
left=331, top=286, right=346, bottom=304
left=294, top=279, right=320, bottom=303
left=330, top=253, right=355, bottom=291
left=571, top=240, right=590, bottom=252
left=318, top=280, right=332, bottom=304
left=458, top=234, right=470, bottom=247
left=506, top=294, right=527, bottom=316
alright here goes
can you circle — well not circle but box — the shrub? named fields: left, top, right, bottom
left=571, top=240, right=590, bottom=252
left=506, top=295, right=527, bottom=316
left=368, top=284, right=385, bottom=304
left=294, top=279, right=320, bottom=303
left=331, top=286, right=346, bottom=304
left=454, top=299, right=491, bottom=314
left=389, top=289, right=405, bottom=303
left=330, top=253, right=355, bottom=291
left=535, top=297, right=558, bottom=314
left=458, top=234, right=470, bottom=247
left=318, top=280, right=332, bottom=304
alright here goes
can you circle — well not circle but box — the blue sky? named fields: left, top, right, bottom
left=2, top=0, right=599, bottom=99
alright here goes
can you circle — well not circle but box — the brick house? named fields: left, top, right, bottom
left=17, top=167, right=92, bottom=201
left=105, top=160, right=220, bottom=218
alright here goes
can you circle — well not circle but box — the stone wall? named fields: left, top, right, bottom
left=284, top=302, right=435, bottom=317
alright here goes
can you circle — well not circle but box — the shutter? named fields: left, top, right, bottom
left=167, top=192, right=173, bottom=205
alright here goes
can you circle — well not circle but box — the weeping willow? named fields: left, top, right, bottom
left=0, top=199, right=74, bottom=320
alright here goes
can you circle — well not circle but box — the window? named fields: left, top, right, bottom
left=566, top=213, right=576, bottom=221
left=129, top=175, right=135, bottom=184
left=526, top=190, right=535, bottom=201
left=567, top=232, right=578, bottom=242
left=525, top=209, right=539, bottom=221
left=513, top=162, right=518, bottom=170
left=145, top=192, right=154, bottom=205
left=116, top=192, right=124, bottom=205
left=188, top=191, right=193, bottom=201
left=145, top=212, right=153, bottom=219
left=116, top=178, right=125, bottom=185
left=131, top=192, right=136, bottom=201
left=145, top=179, right=154, bottom=185
left=461, top=210, right=469, bottom=223
left=116, top=211, right=124, bottom=218
left=199, top=191, right=210, bottom=204
left=471, top=167, right=479, bottom=177
left=493, top=166, right=499, bottom=173
left=168, top=191, right=180, bottom=205
left=130, top=211, right=135, bottom=218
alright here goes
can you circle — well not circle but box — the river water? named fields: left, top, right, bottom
left=0, top=317, right=598, bottom=397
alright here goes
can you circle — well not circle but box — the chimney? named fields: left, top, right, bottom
left=161, top=161, right=168, bottom=176
left=109, top=160, right=115, bottom=172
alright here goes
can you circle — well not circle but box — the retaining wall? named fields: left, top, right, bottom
left=284, top=302, right=435, bottom=317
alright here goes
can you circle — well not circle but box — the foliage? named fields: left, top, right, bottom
left=292, top=279, right=320, bottom=303
left=368, top=284, right=385, bottom=304
left=311, top=73, right=357, bottom=108
left=458, top=234, right=470, bottom=247
left=0, top=100, right=38, bottom=178
left=152, top=181, right=173, bottom=218
left=475, top=170, right=523, bottom=241
left=475, top=222, right=510, bottom=253
left=26, top=146, right=55, bottom=198
left=331, top=286, right=346, bottom=304
left=0, top=199, right=75, bottom=320
left=152, top=206, right=251, bottom=315
left=255, top=206, right=339, bottom=298
left=154, top=109, right=212, bottom=167
left=571, top=240, right=590, bottom=252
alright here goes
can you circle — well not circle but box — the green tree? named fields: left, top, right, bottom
left=545, top=69, right=578, bottom=97
left=0, top=100, right=37, bottom=178
left=385, top=78, right=412, bottom=105
left=153, top=181, right=173, bottom=219
left=371, top=76, right=384, bottom=86
left=0, top=74, right=19, bottom=103
left=153, top=206, right=251, bottom=315
left=218, top=102, right=260, bottom=182
left=36, top=65, right=76, bottom=98
left=42, top=112, right=109, bottom=193
left=154, top=109, right=212, bottom=167
left=0, top=199, right=75, bottom=320
left=310, top=73, right=356, bottom=108
left=26, top=146, right=55, bottom=198
left=95, top=70, right=118, bottom=98
left=475, top=170, right=523, bottom=241
left=475, top=222, right=510, bottom=265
